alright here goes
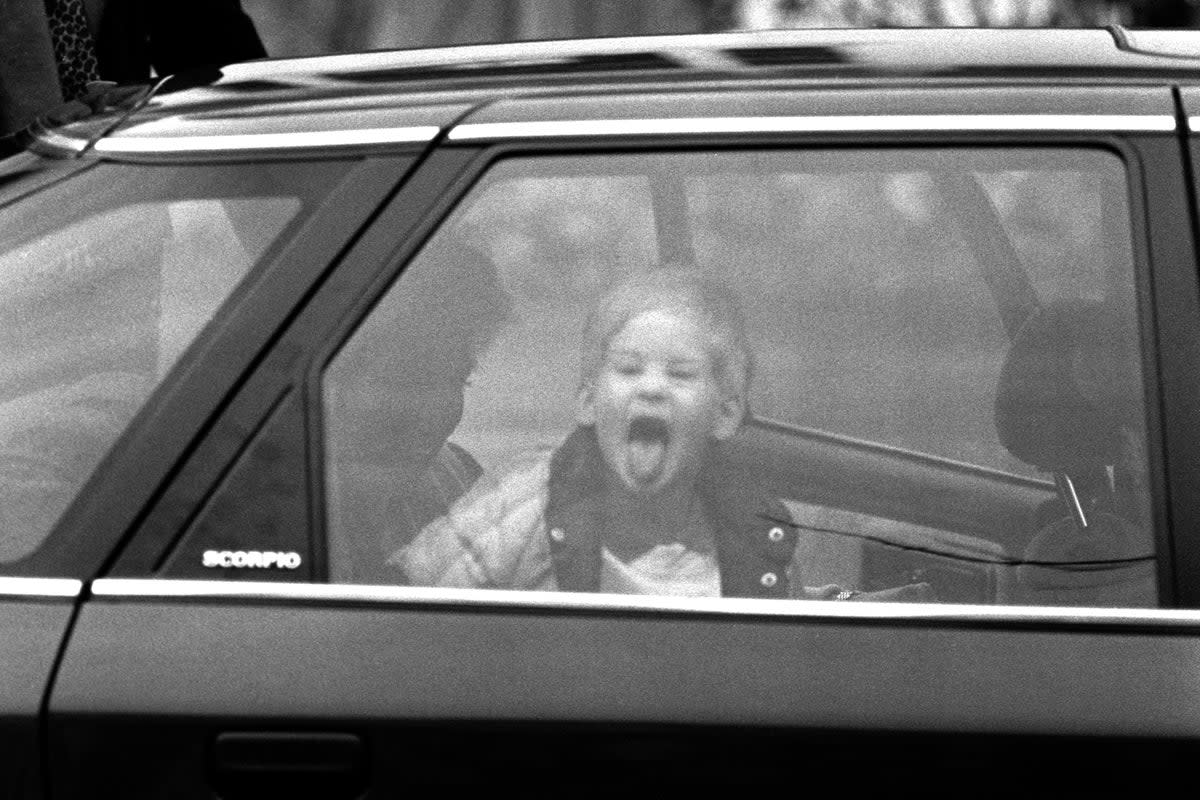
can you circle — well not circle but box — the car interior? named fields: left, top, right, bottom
left=324, top=146, right=1157, bottom=606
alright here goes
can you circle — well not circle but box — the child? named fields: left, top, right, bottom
left=392, top=269, right=928, bottom=601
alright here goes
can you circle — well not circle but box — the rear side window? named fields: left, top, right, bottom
left=322, top=148, right=1155, bottom=608
left=0, top=160, right=352, bottom=563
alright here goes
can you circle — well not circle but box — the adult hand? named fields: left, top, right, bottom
left=798, top=582, right=937, bottom=603
left=852, top=582, right=936, bottom=603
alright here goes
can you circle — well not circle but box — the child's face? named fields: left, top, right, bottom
left=577, top=310, right=742, bottom=494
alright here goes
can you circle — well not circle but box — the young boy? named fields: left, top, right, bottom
left=389, top=268, right=795, bottom=598
left=392, top=269, right=930, bottom=601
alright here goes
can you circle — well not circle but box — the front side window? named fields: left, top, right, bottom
left=322, top=148, right=1155, bottom=608
left=0, top=159, right=352, bottom=562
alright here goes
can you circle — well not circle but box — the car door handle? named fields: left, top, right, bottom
left=211, top=731, right=367, bottom=799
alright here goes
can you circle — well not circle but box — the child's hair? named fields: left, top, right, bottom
left=580, top=268, right=754, bottom=404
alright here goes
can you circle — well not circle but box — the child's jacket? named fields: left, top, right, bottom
left=392, top=426, right=798, bottom=598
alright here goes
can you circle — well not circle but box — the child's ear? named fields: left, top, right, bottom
left=575, top=383, right=597, bottom=426
left=712, top=394, right=744, bottom=441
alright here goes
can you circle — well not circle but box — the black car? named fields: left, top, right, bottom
left=4, top=26, right=1200, bottom=796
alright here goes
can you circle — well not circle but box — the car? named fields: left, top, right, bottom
left=4, top=24, right=1200, bottom=796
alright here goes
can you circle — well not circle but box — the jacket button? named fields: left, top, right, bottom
left=549, top=527, right=565, bottom=542
left=768, top=527, right=785, bottom=542
left=760, top=572, right=778, bottom=588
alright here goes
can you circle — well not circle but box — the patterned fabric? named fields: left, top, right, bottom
left=43, top=0, right=99, bottom=101
left=392, top=450, right=560, bottom=591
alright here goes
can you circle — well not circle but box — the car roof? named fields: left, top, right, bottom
left=29, top=27, right=1200, bottom=158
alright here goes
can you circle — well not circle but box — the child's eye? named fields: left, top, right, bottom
left=668, top=364, right=702, bottom=381
left=609, top=357, right=641, bottom=376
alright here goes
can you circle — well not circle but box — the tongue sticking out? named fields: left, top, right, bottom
left=625, top=417, right=670, bottom=484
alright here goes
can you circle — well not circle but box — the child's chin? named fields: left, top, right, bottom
left=616, top=467, right=673, bottom=494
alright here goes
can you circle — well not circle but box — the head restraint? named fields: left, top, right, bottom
left=994, top=300, right=1140, bottom=472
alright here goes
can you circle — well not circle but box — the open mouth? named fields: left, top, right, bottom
left=625, top=415, right=671, bottom=484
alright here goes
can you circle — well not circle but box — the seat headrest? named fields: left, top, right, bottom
left=994, top=301, right=1140, bottom=472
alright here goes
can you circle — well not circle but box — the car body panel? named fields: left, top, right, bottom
left=45, top=585, right=1200, bottom=793
left=0, top=588, right=79, bottom=799
left=53, top=586, right=1200, bottom=736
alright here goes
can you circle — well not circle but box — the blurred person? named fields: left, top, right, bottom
left=393, top=268, right=933, bottom=602
left=1, top=0, right=265, bottom=138
left=93, top=0, right=266, bottom=84
left=324, top=242, right=513, bottom=583
left=1, top=0, right=67, bottom=137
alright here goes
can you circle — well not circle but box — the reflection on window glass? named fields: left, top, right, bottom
left=0, top=161, right=349, bottom=562
left=323, top=148, right=1155, bottom=608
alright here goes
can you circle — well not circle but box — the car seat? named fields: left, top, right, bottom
left=993, top=300, right=1155, bottom=606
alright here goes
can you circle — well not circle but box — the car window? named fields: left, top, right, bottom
left=0, top=160, right=353, bottom=563
left=322, top=148, right=1155, bottom=608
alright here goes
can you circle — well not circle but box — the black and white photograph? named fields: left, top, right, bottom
left=1, top=0, right=1199, bottom=795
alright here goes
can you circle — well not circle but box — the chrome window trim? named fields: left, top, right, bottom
left=220, top=29, right=1124, bottom=81
left=29, top=129, right=89, bottom=156
left=0, top=577, right=83, bottom=598
left=448, top=115, right=1176, bottom=141
left=91, top=578, right=1196, bottom=627
left=91, top=126, right=441, bottom=155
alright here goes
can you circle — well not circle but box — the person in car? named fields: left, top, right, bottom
left=391, top=268, right=930, bottom=602
left=327, top=241, right=511, bottom=582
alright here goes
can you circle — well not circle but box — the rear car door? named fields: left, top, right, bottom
left=45, top=85, right=1200, bottom=796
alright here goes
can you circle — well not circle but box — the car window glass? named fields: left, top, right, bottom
left=0, top=160, right=351, bottom=563
left=322, top=148, right=1155, bottom=608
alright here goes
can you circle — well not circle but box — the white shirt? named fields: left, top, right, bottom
left=599, top=542, right=721, bottom=597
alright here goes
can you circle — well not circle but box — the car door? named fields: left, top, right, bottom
left=45, top=85, right=1200, bottom=797
left=0, top=145, right=416, bottom=798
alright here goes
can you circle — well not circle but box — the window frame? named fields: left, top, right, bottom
left=103, top=150, right=457, bottom=580
left=303, top=129, right=1181, bottom=608
left=33, top=153, right=419, bottom=579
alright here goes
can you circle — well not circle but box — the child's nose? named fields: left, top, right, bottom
left=635, top=368, right=670, bottom=398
